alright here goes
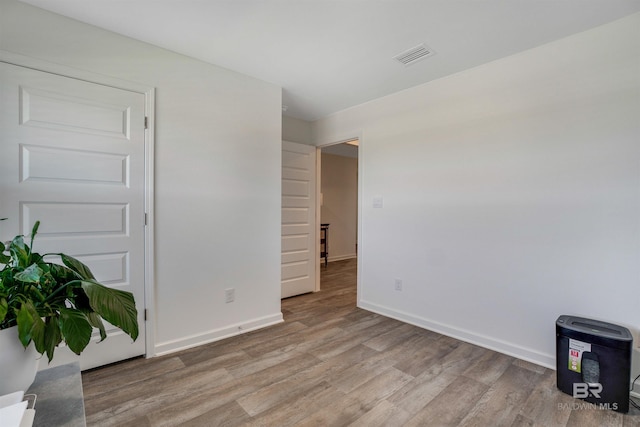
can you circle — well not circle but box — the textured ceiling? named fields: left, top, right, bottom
left=19, top=0, right=640, bottom=121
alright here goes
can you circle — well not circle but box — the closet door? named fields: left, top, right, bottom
left=0, top=62, right=147, bottom=369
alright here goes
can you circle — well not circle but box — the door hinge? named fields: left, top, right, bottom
left=144, top=116, right=148, bottom=129
left=144, top=213, right=148, bottom=226
left=144, top=309, right=148, bottom=321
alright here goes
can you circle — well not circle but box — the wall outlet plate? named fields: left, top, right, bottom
left=225, top=288, right=235, bottom=303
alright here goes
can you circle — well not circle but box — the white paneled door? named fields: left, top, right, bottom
left=281, top=141, right=317, bottom=298
left=0, top=62, right=147, bottom=369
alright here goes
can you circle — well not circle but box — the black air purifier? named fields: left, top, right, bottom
left=556, top=315, right=633, bottom=413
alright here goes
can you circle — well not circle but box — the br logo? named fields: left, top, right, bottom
left=573, top=382, right=602, bottom=399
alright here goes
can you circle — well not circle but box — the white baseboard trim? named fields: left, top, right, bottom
left=327, top=253, right=357, bottom=263
left=358, top=299, right=556, bottom=370
left=154, top=312, right=284, bottom=357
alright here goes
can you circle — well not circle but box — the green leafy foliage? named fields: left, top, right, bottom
left=59, top=308, right=93, bottom=354
left=0, top=221, right=139, bottom=362
left=0, top=298, right=7, bottom=322
left=81, top=281, right=139, bottom=340
left=61, top=254, right=95, bottom=280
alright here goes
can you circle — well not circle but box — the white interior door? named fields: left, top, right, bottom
left=0, top=62, right=147, bottom=370
left=281, top=141, right=317, bottom=298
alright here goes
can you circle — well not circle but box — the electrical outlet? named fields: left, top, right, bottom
left=225, top=288, right=235, bottom=303
left=394, top=279, right=402, bottom=291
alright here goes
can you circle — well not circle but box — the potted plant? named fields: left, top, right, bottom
left=0, top=221, right=139, bottom=394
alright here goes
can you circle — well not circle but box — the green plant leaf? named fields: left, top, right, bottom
left=43, top=317, right=62, bottom=362
left=0, top=253, right=9, bottom=264
left=61, top=254, right=95, bottom=280
left=10, top=236, right=30, bottom=268
left=16, top=301, right=36, bottom=347
left=85, top=311, right=107, bottom=342
left=14, top=263, right=44, bottom=283
left=59, top=308, right=92, bottom=355
left=0, top=297, right=7, bottom=323
left=29, top=315, right=47, bottom=355
left=49, top=263, right=81, bottom=283
left=44, top=264, right=82, bottom=302
left=81, top=281, right=138, bottom=341
left=72, top=288, right=107, bottom=341
left=29, top=221, right=40, bottom=250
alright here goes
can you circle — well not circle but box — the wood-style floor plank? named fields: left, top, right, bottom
left=403, top=375, right=489, bottom=427
left=82, top=258, right=640, bottom=426
left=457, top=364, right=543, bottom=427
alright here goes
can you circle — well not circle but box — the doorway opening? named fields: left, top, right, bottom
left=318, top=138, right=359, bottom=299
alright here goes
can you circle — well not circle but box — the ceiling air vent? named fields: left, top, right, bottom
left=393, top=44, right=435, bottom=66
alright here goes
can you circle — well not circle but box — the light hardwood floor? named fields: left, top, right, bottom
left=82, top=259, right=640, bottom=426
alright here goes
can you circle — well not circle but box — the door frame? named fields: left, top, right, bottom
left=0, top=50, right=157, bottom=359
left=316, top=133, right=362, bottom=301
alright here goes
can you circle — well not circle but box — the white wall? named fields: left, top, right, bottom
left=0, top=0, right=283, bottom=355
left=282, top=115, right=313, bottom=145
left=321, top=152, right=358, bottom=261
left=313, top=13, right=640, bottom=368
